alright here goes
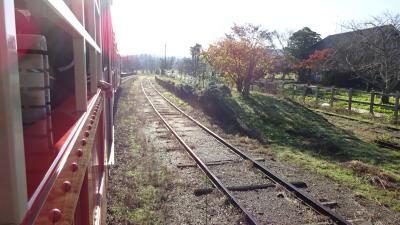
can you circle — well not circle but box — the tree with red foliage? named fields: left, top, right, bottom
left=296, top=48, right=334, bottom=73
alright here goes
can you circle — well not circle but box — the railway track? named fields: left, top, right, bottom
left=121, top=75, right=137, bottom=83
left=141, top=79, right=351, bottom=225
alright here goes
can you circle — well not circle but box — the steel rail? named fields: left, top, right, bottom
left=121, top=75, right=136, bottom=84
left=148, top=80, right=351, bottom=225
left=141, top=81, right=259, bottom=225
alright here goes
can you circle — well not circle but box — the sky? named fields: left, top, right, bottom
left=111, top=0, right=400, bottom=57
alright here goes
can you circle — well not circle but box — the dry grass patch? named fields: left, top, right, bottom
left=343, top=160, right=400, bottom=191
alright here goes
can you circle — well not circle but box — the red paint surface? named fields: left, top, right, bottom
left=23, top=94, right=97, bottom=199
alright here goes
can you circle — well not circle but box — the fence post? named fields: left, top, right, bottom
left=303, top=85, right=307, bottom=102
left=348, top=88, right=353, bottom=111
left=369, top=90, right=375, bottom=114
left=394, top=91, right=399, bottom=124
left=291, top=84, right=295, bottom=99
left=315, top=85, right=319, bottom=106
left=279, top=83, right=284, bottom=96
left=330, top=86, right=335, bottom=107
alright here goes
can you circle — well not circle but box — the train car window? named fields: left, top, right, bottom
left=86, top=45, right=91, bottom=94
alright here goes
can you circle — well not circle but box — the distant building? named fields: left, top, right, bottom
left=307, top=25, right=400, bottom=89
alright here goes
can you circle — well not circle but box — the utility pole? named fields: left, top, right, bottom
left=164, top=43, right=167, bottom=73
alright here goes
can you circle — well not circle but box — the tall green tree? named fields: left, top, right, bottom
left=286, top=27, right=321, bottom=60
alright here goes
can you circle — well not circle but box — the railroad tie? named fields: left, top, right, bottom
left=177, top=158, right=265, bottom=168
left=194, top=181, right=307, bottom=196
left=301, top=218, right=372, bottom=225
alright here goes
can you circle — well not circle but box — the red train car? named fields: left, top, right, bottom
left=0, top=0, right=120, bottom=224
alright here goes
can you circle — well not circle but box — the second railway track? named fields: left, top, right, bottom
left=141, top=79, right=351, bottom=225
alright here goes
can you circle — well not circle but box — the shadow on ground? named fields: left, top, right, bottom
left=228, top=92, right=400, bottom=174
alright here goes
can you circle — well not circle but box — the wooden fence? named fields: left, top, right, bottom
left=281, top=83, right=400, bottom=124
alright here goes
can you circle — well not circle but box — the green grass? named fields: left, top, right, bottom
left=290, top=94, right=397, bottom=124
left=158, top=75, right=185, bottom=85
left=270, top=73, right=297, bottom=80
left=230, top=91, right=400, bottom=173
left=110, top=151, right=167, bottom=225
left=274, top=145, right=400, bottom=211
left=161, top=91, right=192, bottom=110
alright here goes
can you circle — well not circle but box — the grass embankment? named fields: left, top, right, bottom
left=157, top=76, right=400, bottom=212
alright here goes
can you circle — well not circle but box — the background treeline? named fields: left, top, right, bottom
left=122, top=12, right=400, bottom=98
